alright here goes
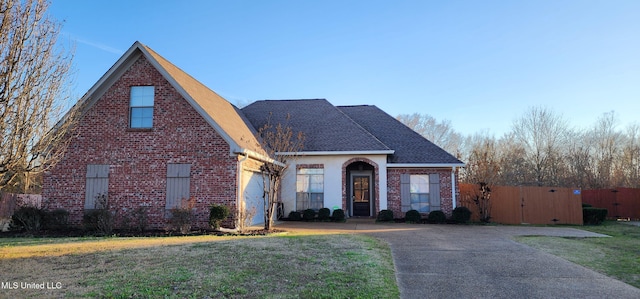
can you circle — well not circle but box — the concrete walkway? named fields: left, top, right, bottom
left=276, top=220, right=640, bottom=299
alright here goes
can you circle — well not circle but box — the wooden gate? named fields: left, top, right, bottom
left=459, top=184, right=583, bottom=225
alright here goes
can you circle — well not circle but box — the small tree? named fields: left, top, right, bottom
left=473, top=182, right=492, bottom=223
left=256, top=113, right=304, bottom=230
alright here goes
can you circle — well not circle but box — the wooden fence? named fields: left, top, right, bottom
left=459, top=184, right=583, bottom=225
left=582, top=188, right=640, bottom=220
left=0, top=192, right=42, bottom=218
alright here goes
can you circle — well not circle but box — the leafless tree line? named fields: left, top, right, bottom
left=0, top=0, right=79, bottom=193
left=399, top=107, right=640, bottom=189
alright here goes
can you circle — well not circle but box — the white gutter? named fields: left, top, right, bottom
left=451, top=166, right=457, bottom=209
left=276, top=150, right=395, bottom=156
left=387, top=163, right=466, bottom=168
left=236, top=149, right=286, bottom=167
left=236, top=152, right=249, bottom=229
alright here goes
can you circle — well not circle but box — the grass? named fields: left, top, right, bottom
left=516, top=221, right=640, bottom=288
left=0, top=233, right=399, bottom=298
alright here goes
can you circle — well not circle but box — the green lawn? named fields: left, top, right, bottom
left=0, top=234, right=399, bottom=298
left=516, top=221, right=640, bottom=288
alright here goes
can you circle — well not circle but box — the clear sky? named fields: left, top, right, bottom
left=49, top=0, right=639, bottom=136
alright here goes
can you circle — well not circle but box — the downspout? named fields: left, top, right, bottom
left=451, top=166, right=457, bottom=210
left=236, top=152, right=249, bottom=229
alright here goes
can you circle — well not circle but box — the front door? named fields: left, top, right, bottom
left=352, top=175, right=371, bottom=216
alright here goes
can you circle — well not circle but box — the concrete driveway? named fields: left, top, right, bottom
left=276, top=220, right=640, bottom=299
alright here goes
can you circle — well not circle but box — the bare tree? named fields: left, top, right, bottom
left=256, top=114, right=304, bottom=230
left=619, top=123, right=640, bottom=188
left=589, top=111, right=623, bottom=188
left=397, top=113, right=463, bottom=157
left=511, top=106, right=569, bottom=186
left=0, top=0, right=78, bottom=193
left=564, top=130, right=594, bottom=188
left=460, top=133, right=501, bottom=222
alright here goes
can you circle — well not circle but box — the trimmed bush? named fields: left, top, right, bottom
left=583, top=207, right=608, bottom=225
left=405, top=209, right=422, bottom=223
left=426, top=210, right=446, bottom=223
left=44, top=209, right=69, bottom=230
left=288, top=211, right=302, bottom=221
left=303, top=209, right=316, bottom=221
left=318, top=208, right=331, bottom=221
left=377, top=209, right=394, bottom=222
left=451, top=206, right=472, bottom=223
left=11, top=206, right=46, bottom=232
left=209, top=204, right=230, bottom=230
left=582, top=203, right=593, bottom=208
left=83, top=209, right=114, bottom=235
left=332, top=209, right=346, bottom=222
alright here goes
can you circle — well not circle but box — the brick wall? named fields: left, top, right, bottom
left=387, top=168, right=457, bottom=218
left=42, top=55, right=238, bottom=230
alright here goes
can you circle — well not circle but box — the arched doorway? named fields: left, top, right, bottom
left=344, top=160, right=376, bottom=217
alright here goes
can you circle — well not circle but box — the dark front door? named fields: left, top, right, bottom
left=352, top=175, right=371, bottom=216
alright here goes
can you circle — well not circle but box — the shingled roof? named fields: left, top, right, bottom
left=338, top=105, right=464, bottom=165
left=241, top=99, right=392, bottom=153
left=242, top=99, right=464, bottom=165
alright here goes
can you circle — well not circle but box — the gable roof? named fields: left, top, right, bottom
left=241, top=99, right=393, bottom=154
left=75, top=41, right=264, bottom=156
left=338, top=105, right=464, bottom=165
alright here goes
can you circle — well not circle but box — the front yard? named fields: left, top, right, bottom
left=0, top=234, right=399, bottom=298
left=516, top=221, right=640, bottom=288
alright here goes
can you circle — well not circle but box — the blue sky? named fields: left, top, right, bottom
left=50, top=0, right=639, bottom=136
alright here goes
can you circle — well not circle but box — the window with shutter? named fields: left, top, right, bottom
left=400, top=173, right=441, bottom=213
left=85, top=165, right=109, bottom=209
left=166, top=164, right=191, bottom=209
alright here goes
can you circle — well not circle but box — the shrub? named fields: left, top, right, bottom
left=288, top=211, right=302, bottom=221
left=303, top=209, right=316, bottom=222
left=582, top=203, right=592, bottom=208
left=11, top=206, right=46, bottom=232
left=169, top=197, right=195, bottom=234
left=44, top=209, right=69, bottom=230
left=583, top=207, right=608, bottom=225
left=332, top=209, right=346, bottom=222
left=318, top=208, right=331, bottom=221
left=377, top=209, right=394, bottom=222
left=426, top=210, right=447, bottom=223
left=451, top=206, right=472, bottom=223
left=209, top=204, right=230, bottom=230
left=405, top=209, right=422, bottom=223
left=83, top=209, right=114, bottom=235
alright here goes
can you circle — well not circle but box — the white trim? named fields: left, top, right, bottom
left=276, top=150, right=394, bottom=156
left=387, top=163, right=465, bottom=168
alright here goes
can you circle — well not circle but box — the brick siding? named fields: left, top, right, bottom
left=42, top=55, right=238, bottom=229
left=387, top=168, right=458, bottom=218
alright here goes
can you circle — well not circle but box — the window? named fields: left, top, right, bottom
left=296, top=168, right=324, bottom=210
left=166, top=163, right=191, bottom=209
left=130, top=86, right=154, bottom=128
left=85, top=164, right=109, bottom=209
left=401, top=173, right=440, bottom=212
left=410, top=175, right=430, bottom=212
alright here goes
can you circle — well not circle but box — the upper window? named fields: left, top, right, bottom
left=130, top=86, right=154, bottom=128
left=296, top=168, right=324, bottom=210
left=410, top=175, right=430, bottom=212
